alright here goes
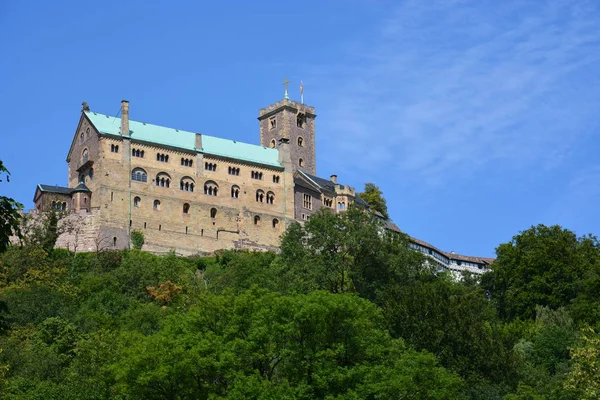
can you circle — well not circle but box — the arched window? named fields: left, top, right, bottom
left=155, top=172, right=171, bottom=188
left=180, top=176, right=196, bottom=192
left=183, top=203, right=190, bottom=214
left=272, top=218, right=279, bottom=228
left=89, top=168, right=94, bottom=180
left=61, top=202, right=66, bottom=211
left=299, top=158, right=304, bottom=167
left=81, top=148, right=89, bottom=163
left=111, top=144, right=119, bottom=153
left=254, top=215, right=261, bottom=226
left=231, top=185, right=240, bottom=198
left=297, top=113, right=306, bottom=128
left=256, top=189, right=265, bottom=203
left=153, top=200, right=161, bottom=210
left=210, top=208, right=217, bottom=218
left=80, top=133, right=84, bottom=143
left=131, top=168, right=148, bottom=182
left=204, top=180, right=218, bottom=196
left=270, top=139, right=276, bottom=148
left=134, top=196, right=141, bottom=207
left=298, top=137, right=304, bottom=147
left=86, top=127, right=90, bottom=138
left=266, top=191, right=275, bottom=204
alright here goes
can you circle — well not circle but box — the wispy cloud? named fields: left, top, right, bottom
left=308, top=0, right=600, bottom=186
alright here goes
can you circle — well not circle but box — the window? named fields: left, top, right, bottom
left=204, top=181, right=218, bottom=196
left=62, top=202, right=67, bottom=211
left=183, top=203, right=190, bottom=214
left=89, top=168, right=94, bottom=180
left=153, top=200, right=161, bottom=210
left=134, top=196, right=141, bottom=207
left=79, top=173, right=85, bottom=184
left=272, top=218, right=279, bottom=228
left=324, top=198, right=333, bottom=207
left=155, top=173, right=171, bottom=188
left=80, top=133, right=84, bottom=143
left=299, top=158, right=304, bottom=167
left=131, top=168, right=148, bottom=182
left=157, top=153, right=169, bottom=162
left=273, top=175, right=280, bottom=184
left=228, top=166, right=240, bottom=176
left=269, top=116, right=276, bottom=130
left=86, top=127, right=90, bottom=138
left=269, top=139, right=276, bottom=148
left=132, top=148, right=144, bottom=158
left=303, top=194, right=312, bottom=210
left=113, top=237, right=117, bottom=247
left=180, top=177, right=195, bottom=192
left=181, top=158, right=193, bottom=167
left=256, top=189, right=265, bottom=203
left=210, top=208, right=217, bottom=218
left=297, top=113, right=306, bottom=128
left=266, top=191, right=275, bottom=204
left=231, top=185, right=240, bottom=198
left=251, top=171, right=263, bottom=180
left=254, top=215, right=261, bottom=226
left=298, top=137, right=304, bottom=147
left=205, top=162, right=217, bottom=171
left=337, top=202, right=346, bottom=211
left=81, top=148, right=89, bottom=163
left=111, top=144, right=119, bottom=153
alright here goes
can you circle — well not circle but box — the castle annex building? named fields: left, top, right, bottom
left=33, top=96, right=492, bottom=274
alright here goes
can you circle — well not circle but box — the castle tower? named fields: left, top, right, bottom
left=258, top=96, right=317, bottom=175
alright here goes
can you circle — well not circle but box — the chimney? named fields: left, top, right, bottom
left=120, top=100, right=130, bottom=137
left=330, top=174, right=337, bottom=184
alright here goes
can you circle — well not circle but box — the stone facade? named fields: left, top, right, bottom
left=32, top=97, right=359, bottom=255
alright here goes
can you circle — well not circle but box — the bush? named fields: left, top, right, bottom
left=130, top=231, right=144, bottom=250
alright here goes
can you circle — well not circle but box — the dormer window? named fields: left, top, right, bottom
left=269, top=116, right=276, bottom=130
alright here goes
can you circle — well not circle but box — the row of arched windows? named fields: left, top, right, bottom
left=181, top=158, right=193, bottom=167
left=111, top=144, right=119, bottom=153
left=132, top=148, right=145, bottom=158
left=157, top=153, right=169, bottom=162
left=205, top=162, right=217, bottom=171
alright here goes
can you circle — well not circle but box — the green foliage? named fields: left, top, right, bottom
left=358, top=182, right=389, bottom=219
left=564, top=327, right=600, bottom=399
left=483, top=224, right=600, bottom=321
left=0, top=218, right=599, bottom=398
left=130, top=230, right=144, bottom=250
left=0, top=161, right=22, bottom=253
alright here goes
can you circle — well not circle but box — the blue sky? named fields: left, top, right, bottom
left=1, top=0, right=599, bottom=257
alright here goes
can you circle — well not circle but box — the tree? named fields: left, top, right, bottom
left=130, top=230, right=144, bottom=250
left=0, top=161, right=22, bottom=253
left=482, top=224, right=600, bottom=321
left=358, top=182, right=389, bottom=219
left=277, top=206, right=424, bottom=297
left=564, top=327, right=600, bottom=399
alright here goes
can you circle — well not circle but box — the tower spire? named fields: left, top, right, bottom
left=283, top=78, right=290, bottom=100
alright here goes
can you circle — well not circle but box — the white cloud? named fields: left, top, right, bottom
left=308, top=0, right=600, bottom=186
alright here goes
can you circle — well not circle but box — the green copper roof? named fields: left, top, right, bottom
left=84, top=111, right=282, bottom=168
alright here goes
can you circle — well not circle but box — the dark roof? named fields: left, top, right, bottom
left=72, top=182, right=91, bottom=193
left=37, top=184, right=72, bottom=195
left=410, top=236, right=495, bottom=265
left=294, top=176, right=321, bottom=192
left=354, top=195, right=369, bottom=207
left=300, top=171, right=336, bottom=192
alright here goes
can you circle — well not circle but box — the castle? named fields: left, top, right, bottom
left=32, top=94, right=493, bottom=274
